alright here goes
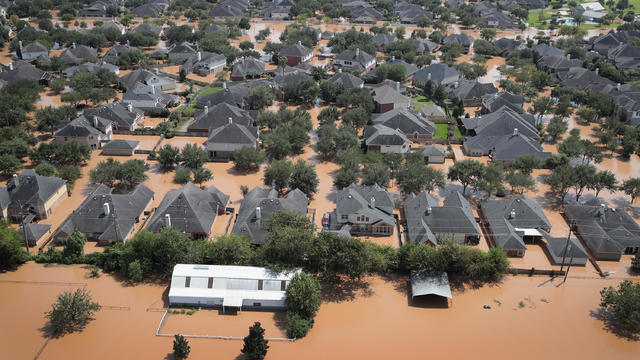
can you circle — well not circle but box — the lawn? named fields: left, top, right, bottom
left=434, top=124, right=463, bottom=140
left=182, top=86, right=222, bottom=117
left=527, top=7, right=619, bottom=30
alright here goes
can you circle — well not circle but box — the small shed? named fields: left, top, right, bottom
left=101, top=140, right=139, bottom=156
left=540, top=230, right=588, bottom=266
left=418, top=145, right=446, bottom=163
left=19, top=223, right=51, bottom=246
left=422, top=104, right=447, bottom=122
left=410, top=271, right=452, bottom=306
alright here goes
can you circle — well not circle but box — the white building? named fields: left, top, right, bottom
left=168, top=264, right=300, bottom=311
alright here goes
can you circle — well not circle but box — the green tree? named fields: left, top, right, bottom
left=173, top=168, right=192, bottom=184
left=247, top=85, right=275, bottom=110
left=316, top=124, right=337, bottom=160
left=128, top=260, right=144, bottom=282
left=56, top=140, right=91, bottom=165
left=480, top=28, right=497, bottom=41
left=309, top=232, right=368, bottom=279
left=361, top=161, right=390, bottom=188
left=481, top=162, right=505, bottom=196
left=286, top=312, right=313, bottom=338
left=119, top=159, right=149, bottom=186
left=234, top=146, right=265, bottom=172
left=173, top=334, right=190, bottom=360
left=289, top=160, right=319, bottom=198
left=263, top=159, right=293, bottom=193
left=155, top=144, right=181, bottom=169
left=57, top=165, right=81, bottom=183
left=263, top=128, right=292, bottom=159
left=505, top=170, right=535, bottom=194
left=447, top=159, right=485, bottom=195
left=543, top=165, right=575, bottom=202
left=181, top=144, right=208, bottom=169
left=45, top=288, right=101, bottom=337
left=334, top=168, right=359, bottom=190
left=589, top=170, right=617, bottom=198
left=0, top=223, right=30, bottom=270
left=90, top=158, right=121, bottom=187
left=192, top=167, right=212, bottom=185
left=285, top=272, right=322, bottom=318
left=35, top=163, right=56, bottom=177
left=242, top=322, right=269, bottom=360
left=599, top=280, right=640, bottom=335
left=63, top=231, right=86, bottom=258
left=0, top=154, right=23, bottom=176
left=546, top=116, right=568, bottom=141
left=513, top=154, right=542, bottom=175
left=50, top=78, right=66, bottom=94
left=621, top=178, right=640, bottom=204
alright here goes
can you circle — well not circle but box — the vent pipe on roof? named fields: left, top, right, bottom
left=595, top=68, right=599, bottom=75
left=427, top=72, right=431, bottom=80
left=513, top=128, right=518, bottom=137
left=197, top=51, right=201, bottom=61
left=204, top=105, right=209, bottom=114
left=370, top=197, right=375, bottom=209
left=126, top=39, right=130, bottom=47
left=617, top=83, right=621, bottom=91
left=93, top=115, right=99, bottom=128
left=223, top=82, right=227, bottom=90
left=567, top=53, right=570, bottom=60
left=127, top=103, right=133, bottom=112
left=255, top=206, right=261, bottom=219
left=396, top=81, right=400, bottom=92
left=338, top=68, right=342, bottom=73
left=454, top=81, right=459, bottom=88
left=165, top=213, right=171, bottom=227
left=426, top=206, right=432, bottom=215
left=228, top=117, right=232, bottom=124
left=509, top=209, right=515, bottom=219
left=356, top=48, right=360, bottom=57
left=8, top=62, right=13, bottom=71
left=151, top=86, right=155, bottom=94
left=12, top=174, right=18, bottom=187
left=18, top=40, right=22, bottom=49
left=297, top=40, right=302, bottom=46
left=104, top=203, right=110, bottom=216
left=72, top=42, right=76, bottom=49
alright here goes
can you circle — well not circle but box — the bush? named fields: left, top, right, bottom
left=0, top=223, right=30, bottom=270
left=599, top=280, right=640, bottom=335
left=173, top=334, right=190, bottom=360
left=286, top=311, right=313, bottom=338
left=632, top=253, right=640, bottom=273
left=128, top=260, right=144, bottom=282
left=35, top=162, right=56, bottom=176
left=173, top=168, right=192, bottom=184
left=285, top=272, right=322, bottom=319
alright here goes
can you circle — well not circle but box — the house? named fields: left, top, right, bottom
left=351, top=5, right=384, bottom=23
left=167, top=42, right=198, bottom=64
left=103, top=43, right=136, bottom=65
left=499, top=0, right=547, bottom=10
left=474, top=1, right=519, bottom=28
left=54, top=184, right=154, bottom=245
left=328, top=69, right=364, bottom=89
left=279, top=41, right=313, bottom=66
left=479, top=195, right=551, bottom=256
left=60, top=43, right=97, bottom=65
left=188, top=103, right=257, bottom=133
left=19, top=223, right=52, bottom=247
left=403, top=191, right=480, bottom=245
left=373, top=107, right=435, bottom=142
left=132, top=23, right=163, bottom=36
left=196, top=82, right=249, bottom=109
left=364, top=124, right=410, bottom=154
left=273, top=70, right=312, bottom=99
left=19, top=41, right=48, bottom=60
left=206, top=121, right=259, bottom=159
left=395, top=1, right=433, bottom=24
left=557, top=67, right=615, bottom=91
left=209, top=0, right=249, bottom=19
left=333, top=48, right=376, bottom=73
left=181, top=51, right=227, bottom=76
left=493, top=38, right=524, bottom=56
left=412, top=39, right=439, bottom=54
left=168, top=264, right=300, bottom=310
left=232, top=187, right=308, bottom=245
left=539, top=230, right=588, bottom=266
left=413, top=63, right=459, bottom=87
left=146, top=183, right=229, bottom=238
left=443, top=34, right=474, bottom=52
left=590, top=30, right=640, bottom=56
left=608, top=44, right=640, bottom=70
left=101, top=21, right=126, bottom=35
left=422, top=104, right=447, bottom=122
left=79, top=0, right=122, bottom=17
left=462, top=106, right=551, bottom=161
left=131, top=0, right=169, bottom=17
left=0, top=61, right=47, bottom=86
left=531, top=43, right=565, bottom=59
left=575, top=2, right=606, bottom=21
left=119, top=69, right=176, bottom=92
left=371, top=83, right=412, bottom=113
left=54, top=115, right=112, bottom=149
left=0, top=170, right=67, bottom=222
left=481, top=91, right=524, bottom=113
left=84, top=102, right=143, bottom=131
left=203, top=24, right=229, bottom=34
left=564, top=198, right=640, bottom=260
left=446, top=79, right=498, bottom=107
left=415, top=145, right=446, bottom=163
left=334, top=184, right=396, bottom=236
left=260, top=0, right=292, bottom=18
left=230, top=58, right=266, bottom=81
left=536, top=55, right=583, bottom=73
left=101, top=139, right=139, bottom=156
left=64, top=62, right=120, bottom=76
left=121, top=82, right=179, bottom=112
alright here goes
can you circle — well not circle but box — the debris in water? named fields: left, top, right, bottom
left=541, top=298, right=549, bottom=303
left=493, top=299, right=502, bottom=307
left=483, top=305, right=491, bottom=309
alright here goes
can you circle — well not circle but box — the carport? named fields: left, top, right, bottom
left=410, top=271, right=452, bottom=307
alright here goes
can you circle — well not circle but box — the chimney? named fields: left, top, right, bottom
left=228, top=117, right=232, bottom=124
left=8, top=62, right=13, bottom=71
left=297, top=40, right=302, bottom=46
left=197, top=51, right=201, bottom=61
left=103, top=203, right=110, bottom=216
left=427, top=72, right=431, bottom=80
left=255, top=207, right=261, bottom=219
left=391, top=55, right=395, bottom=61
left=454, top=81, right=459, bottom=89
left=151, top=86, right=155, bottom=94
left=396, top=81, right=400, bottom=92
left=617, top=83, right=621, bottom=91
left=127, top=103, right=133, bottom=112
left=426, top=206, right=432, bottom=215
left=204, top=105, right=209, bottom=114
left=155, top=68, right=159, bottom=75
left=223, top=82, right=227, bottom=90
left=513, top=128, right=518, bottom=136
left=356, top=48, right=360, bottom=57
left=567, top=53, right=570, bottom=60
left=126, top=39, right=130, bottom=47
left=338, top=68, right=342, bottom=73
left=12, top=174, right=18, bottom=187
left=509, top=209, right=516, bottom=219
left=595, top=68, right=599, bottom=75
left=72, top=42, right=76, bottom=49
left=165, top=213, right=171, bottom=227
left=93, top=115, right=99, bottom=128
left=369, top=197, right=375, bottom=209
left=18, top=40, right=22, bottom=49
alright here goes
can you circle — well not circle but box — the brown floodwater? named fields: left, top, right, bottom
left=1, top=262, right=638, bottom=360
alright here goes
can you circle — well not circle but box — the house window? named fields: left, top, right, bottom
left=208, top=277, right=213, bottom=288
left=185, top=276, right=191, bottom=288
left=365, top=217, right=369, bottom=222
left=341, top=214, right=348, bottom=220
left=64, top=137, right=68, bottom=141
left=253, top=302, right=262, bottom=307
left=90, top=136, right=93, bottom=139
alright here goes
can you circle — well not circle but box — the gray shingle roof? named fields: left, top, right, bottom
left=102, top=139, right=139, bottom=150
left=328, top=71, right=364, bottom=88
left=372, top=108, right=435, bottom=136
left=364, top=124, right=410, bottom=146
left=3, top=170, right=66, bottom=212
left=335, top=184, right=396, bottom=225
left=371, top=84, right=411, bottom=106
left=279, top=42, right=312, bottom=57
left=413, top=63, right=459, bottom=85
left=482, top=91, right=524, bottom=112
left=446, top=79, right=498, bottom=101
left=190, top=103, right=255, bottom=132
left=231, top=58, right=266, bottom=78
left=20, top=223, right=51, bottom=242
left=206, top=122, right=258, bottom=150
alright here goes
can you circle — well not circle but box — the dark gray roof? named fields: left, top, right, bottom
left=367, top=58, right=419, bottom=78
left=119, top=69, right=174, bottom=91
left=328, top=71, right=364, bottom=88
left=482, top=91, right=524, bottom=113
left=102, top=139, right=139, bottom=150
left=20, top=223, right=51, bottom=242
left=231, top=58, right=266, bottom=78
left=274, top=70, right=312, bottom=87
left=146, top=182, right=229, bottom=235
left=446, top=80, right=498, bottom=101
left=206, top=122, right=258, bottom=150
left=22, top=42, right=47, bottom=54
left=132, top=23, right=163, bottom=35
left=0, top=61, right=45, bottom=84
left=371, top=84, right=411, bottom=106
left=417, top=145, right=446, bottom=157
left=196, top=85, right=248, bottom=109
left=539, top=229, right=588, bottom=265
left=55, top=116, right=106, bottom=137
left=84, top=101, right=141, bottom=129
left=334, top=48, right=375, bottom=64
left=232, top=187, right=308, bottom=245
left=2, top=170, right=66, bottom=212
left=65, top=62, right=119, bottom=76
left=60, top=44, right=98, bottom=64
left=56, top=184, right=154, bottom=243
left=167, top=41, right=198, bottom=56
left=103, top=44, right=136, bottom=64
left=364, top=124, right=409, bottom=146
left=413, top=63, right=459, bottom=85
left=190, top=103, right=255, bottom=132
left=279, top=42, right=312, bottom=57
left=532, top=43, right=565, bottom=58
left=493, top=38, right=522, bottom=53
left=410, top=271, right=451, bottom=299
left=335, top=184, right=396, bottom=225
left=372, top=108, right=435, bottom=136
left=372, top=33, right=396, bottom=46
left=564, top=201, right=640, bottom=255
left=404, top=191, right=480, bottom=245
left=443, top=34, right=474, bottom=47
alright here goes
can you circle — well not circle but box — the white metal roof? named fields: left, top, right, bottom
left=168, top=287, right=287, bottom=302
left=171, top=264, right=300, bottom=281
left=514, top=227, right=543, bottom=237
left=411, top=271, right=452, bottom=299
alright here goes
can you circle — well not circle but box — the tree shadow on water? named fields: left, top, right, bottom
left=320, top=277, right=373, bottom=303
left=589, top=308, right=640, bottom=342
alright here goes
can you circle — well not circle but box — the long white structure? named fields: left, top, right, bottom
left=168, top=264, right=300, bottom=310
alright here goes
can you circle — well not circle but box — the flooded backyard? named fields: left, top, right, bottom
left=1, top=262, right=638, bottom=360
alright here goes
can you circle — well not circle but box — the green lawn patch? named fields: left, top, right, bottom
left=412, top=96, right=434, bottom=105
left=434, top=124, right=462, bottom=140
left=182, top=86, right=222, bottom=118
left=198, top=86, right=222, bottom=98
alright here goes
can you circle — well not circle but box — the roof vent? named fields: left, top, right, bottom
left=255, top=207, right=261, bottom=219
left=509, top=210, right=516, bottom=219
left=513, top=128, right=518, bottom=137
left=12, top=174, right=18, bottom=187
left=370, top=197, right=375, bottom=209
left=426, top=206, right=432, bottom=215
left=104, top=203, right=110, bottom=216
left=355, top=48, right=360, bottom=57
left=165, top=213, right=171, bottom=227
left=228, top=117, right=232, bottom=124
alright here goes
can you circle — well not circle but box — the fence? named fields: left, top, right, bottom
left=113, top=129, right=208, bottom=137
left=510, top=268, right=566, bottom=276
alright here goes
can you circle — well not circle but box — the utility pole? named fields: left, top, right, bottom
left=560, top=221, right=573, bottom=272
left=563, top=244, right=574, bottom=284
left=17, top=200, right=29, bottom=254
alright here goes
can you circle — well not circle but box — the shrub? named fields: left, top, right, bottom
left=286, top=311, right=313, bottom=338
left=599, top=280, right=640, bottom=335
left=173, top=168, right=192, bottom=184
left=45, top=288, right=101, bottom=337
left=35, top=162, right=56, bottom=176
left=285, top=272, right=321, bottom=319
left=173, top=334, right=190, bottom=360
